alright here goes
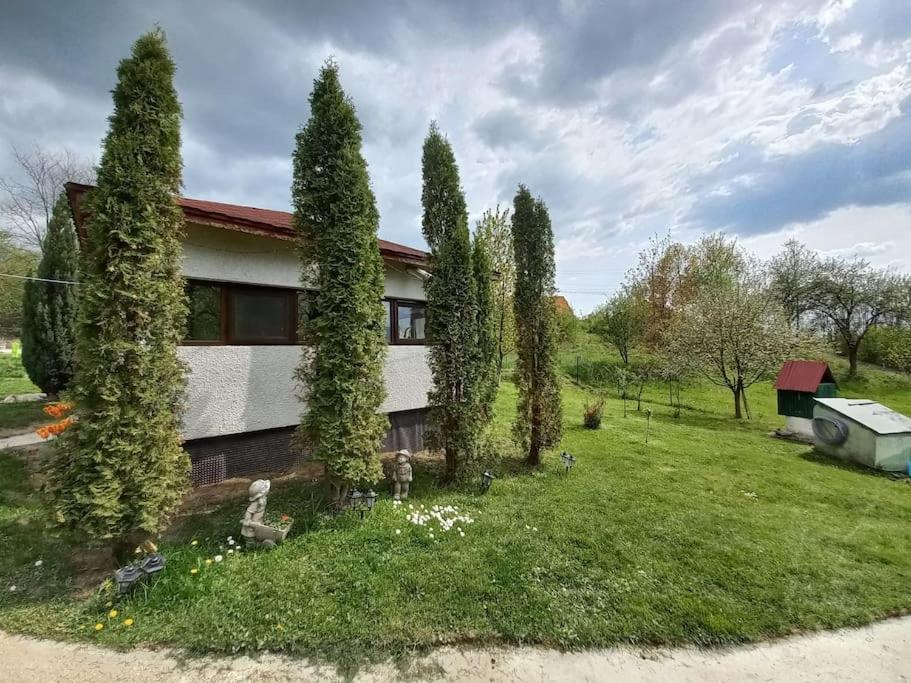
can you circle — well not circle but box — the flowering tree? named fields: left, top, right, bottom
left=665, top=256, right=806, bottom=419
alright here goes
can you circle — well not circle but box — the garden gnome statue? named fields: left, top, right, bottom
left=241, top=479, right=270, bottom=546
left=392, top=449, right=413, bottom=500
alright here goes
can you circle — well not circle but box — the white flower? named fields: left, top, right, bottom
left=533, top=527, right=538, bottom=532
left=227, top=549, right=234, bottom=555
left=459, top=531, right=465, bottom=537
left=227, top=539, right=235, bottom=546
left=8, top=586, right=16, bottom=592
left=214, top=555, right=224, bottom=563
left=395, top=529, right=401, bottom=535
left=34, top=560, right=43, bottom=567
left=429, top=533, right=435, bottom=539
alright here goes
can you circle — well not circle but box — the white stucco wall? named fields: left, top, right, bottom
left=178, top=223, right=431, bottom=441
left=180, top=344, right=431, bottom=441
left=181, top=223, right=428, bottom=297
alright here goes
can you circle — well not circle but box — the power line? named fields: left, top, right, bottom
left=0, top=273, right=78, bottom=285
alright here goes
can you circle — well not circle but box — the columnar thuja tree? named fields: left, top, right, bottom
left=421, top=123, right=484, bottom=482
left=511, top=186, right=562, bottom=466
left=292, top=61, right=387, bottom=504
left=47, top=29, right=189, bottom=553
left=21, top=192, right=78, bottom=397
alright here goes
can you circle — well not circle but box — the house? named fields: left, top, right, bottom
left=773, top=360, right=837, bottom=438
left=812, top=398, right=911, bottom=472
left=66, top=182, right=432, bottom=485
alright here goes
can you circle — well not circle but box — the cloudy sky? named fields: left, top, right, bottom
left=1, top=0, right=910, bottom=313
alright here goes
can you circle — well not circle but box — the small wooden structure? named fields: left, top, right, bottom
left=774, top=360, right=837, bottom=438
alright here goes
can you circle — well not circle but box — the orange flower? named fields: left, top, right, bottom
left=42, top=402, right=73, bottom=419
left=35, top=416, right=76, bottom=439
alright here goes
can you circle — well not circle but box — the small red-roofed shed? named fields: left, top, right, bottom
left=775, top=360, right=837, bottom=419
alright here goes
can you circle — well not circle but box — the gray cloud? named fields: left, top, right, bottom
left=1, top=0, right=909, bottom=314
left=687, top=102, right=911, bottom=235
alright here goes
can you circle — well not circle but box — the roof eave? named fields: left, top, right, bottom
left=64, top=181, right=429, bottom=266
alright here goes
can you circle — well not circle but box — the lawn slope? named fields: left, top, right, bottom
left=0, top=355, right=909, bottom=665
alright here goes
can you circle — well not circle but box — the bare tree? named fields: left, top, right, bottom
left=0, top=145, right=94, bottom=249
left=768, top=239, right=819, bottom=330
left=807, top=257, right=906, bottom=375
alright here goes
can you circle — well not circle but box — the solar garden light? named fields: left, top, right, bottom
left=561, top=450, right=576, bottom=473
left=480, top=470, right=495, bottom=493
left=348, top=488, right=377, bottom=520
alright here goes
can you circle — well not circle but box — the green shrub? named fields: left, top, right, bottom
left=860, top=325, right=911, bottom=373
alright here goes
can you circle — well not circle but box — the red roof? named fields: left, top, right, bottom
left=65, top=182, right=428, bottom=265
left=553, top=295, right=574, bottom=316
left=774, top=360, right=836, bottom=393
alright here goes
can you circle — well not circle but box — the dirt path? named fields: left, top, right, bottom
left=2, top=616, right=910, bottom=681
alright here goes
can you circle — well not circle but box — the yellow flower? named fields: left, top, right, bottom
left=205, top=558, right=212, bottom=565
left=123, top=618, right=134, bottom=627
left=190, top=540, right=198, bottom=546
left=190, top=567, right=198, bottom=575
left=109, top=609, right=118, bottom=618
left=94, top=623, right=104, bottom=631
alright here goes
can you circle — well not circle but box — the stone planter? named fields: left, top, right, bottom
left=246, top=520, right=292, bottom=548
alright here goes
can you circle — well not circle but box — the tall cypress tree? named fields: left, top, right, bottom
left=47, top=29, right=189, bottom=553
left=472, top=234, right=497, bottom=423
left=422, top=123, right=481, bottom=482
left=292, top=61, right=387, bottom=504
left=21, top=192, right=78, bottom=398
left=511, top=186, right=562, bottom=466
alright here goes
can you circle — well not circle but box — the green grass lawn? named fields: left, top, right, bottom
left=0, top=402, right=48, bottom=433
left=0, top=351, right=39, bottom=399
left=0, top=353, right=910, bottom=666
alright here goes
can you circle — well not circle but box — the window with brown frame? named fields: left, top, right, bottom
left=184, top=280, right=425, bottom=346
left=184, top=280, right=298, bottom=345
left=387, top=298, right=426, bottom=344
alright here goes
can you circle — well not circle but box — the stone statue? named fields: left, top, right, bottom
left=392, top=449, right=413, bottom=500
left=241, top=479, right=270, bottom=546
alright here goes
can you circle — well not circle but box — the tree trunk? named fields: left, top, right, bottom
left=848, top=343, right=859, bottom=376
left=526, top=399, right=542, bottom=466
left=742, top=385, right=752, bottom=420
left=733, top=384, right=742, bottom=419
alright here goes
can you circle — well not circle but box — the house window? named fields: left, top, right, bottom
left=229, top=287, right=295, bottom=344
left=387, top=299, right=426, bottom=344
left=186, top=282, right=222, bottom=341
left=183, top=280, right=299, bottom=345
left=383, top=300, right=392, bottom=343
left=183, top=280, right=426, bottom=346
